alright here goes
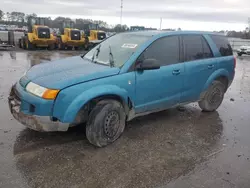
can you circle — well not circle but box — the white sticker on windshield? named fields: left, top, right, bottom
left=122, top=43, right=138, bottom=48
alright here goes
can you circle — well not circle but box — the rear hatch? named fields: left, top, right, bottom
left=37, top=28, right=50, bottom=39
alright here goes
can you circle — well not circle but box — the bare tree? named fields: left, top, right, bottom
left=0, top=10, right=4, bottom=20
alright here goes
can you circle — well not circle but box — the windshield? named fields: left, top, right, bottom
left=84, top=33, right=150, bottom=67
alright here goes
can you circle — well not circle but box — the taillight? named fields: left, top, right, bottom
left=234, top=56, right=236, bottom=69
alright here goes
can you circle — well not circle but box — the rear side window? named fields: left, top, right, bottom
left=209, top=35, right=233, bottom=56
left=183, top=35, right=213, bottom=61
left=140, top=36, right=180, bottom=66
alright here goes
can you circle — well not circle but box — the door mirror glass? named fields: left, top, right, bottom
left=136, top=59, right=160, bottom=70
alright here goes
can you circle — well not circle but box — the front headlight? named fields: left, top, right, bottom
left=26, top=82, right=59, bottom=100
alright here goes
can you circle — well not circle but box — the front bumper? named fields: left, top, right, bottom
left=8, top=85, right=69, bottom=132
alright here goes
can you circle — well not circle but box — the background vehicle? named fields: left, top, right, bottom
left=19, top=17, right=56, bottom=50
left=83, top=23, right=107, bottom=49
left=237, top=45, right=250, bottom=56
left=9, top=31, right=235, bottom=147
left=57, top=21, right=89, bottom=50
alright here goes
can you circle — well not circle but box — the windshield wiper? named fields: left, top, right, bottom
left=109, top=45, right=115, bottom=67
left=91, top=44, right=101, bottom=63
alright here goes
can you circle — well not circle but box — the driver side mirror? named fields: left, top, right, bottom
left=136, top=58, right=160, bottom=71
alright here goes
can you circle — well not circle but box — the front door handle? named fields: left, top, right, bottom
left=208, top=64, right=214, bottom=69
left=172, top=69, right=181, bottom=75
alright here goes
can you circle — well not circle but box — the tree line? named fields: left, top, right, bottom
left=0, top=10, right=128, bottom=32
left=1, top=10, right=250, bottom=38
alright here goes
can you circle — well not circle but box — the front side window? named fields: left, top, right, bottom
left=139, top=36, right=180, bottom=66
left=84, top=33, right=150, bottom=67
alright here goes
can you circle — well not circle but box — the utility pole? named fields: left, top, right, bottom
left=248, top=17, right=250, bottom=31
left=120, top=0, right=123, bottom=26
left=160, top=18, right=162, bottom=30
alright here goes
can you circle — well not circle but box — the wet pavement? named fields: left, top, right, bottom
left=0, top=50, right=250, bottom=188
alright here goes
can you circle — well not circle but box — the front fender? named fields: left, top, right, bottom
left=62, top=85, right=129, bottom=123
left=61, top=35, right=68, bottom=43
left=27, top=33, right=33, bottom=42
left=202, top=68, right=229, bottom=92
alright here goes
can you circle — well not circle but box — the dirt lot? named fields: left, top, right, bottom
left=0, top=50, right=250, bottom=188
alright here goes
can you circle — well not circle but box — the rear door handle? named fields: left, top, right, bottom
left=207, top=64, right=214, bottom=69
left=172, top=69, right=181, bottom=75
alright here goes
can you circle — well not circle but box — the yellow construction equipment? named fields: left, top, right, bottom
left=19, top=17, right=56, bottom=50
left=84, top=23, right=107, bottom=49
left=57, top=21, right=89, bottom=50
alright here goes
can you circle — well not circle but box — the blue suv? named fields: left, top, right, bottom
left=9, top=31, right=235, bottom=147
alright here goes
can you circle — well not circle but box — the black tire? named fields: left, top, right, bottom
left=58, top=37, right=65, bottom=50
left=67, top=46, right=73, bottom=50
left=21, top=38, right=26, bottom=49
left=74, top=46, right=79, bottom=50
left=237, top=53, right=242, bottom=56
left=48, top=43, right=55, bottom=50
left=84, top=37, right=89, bottom=51
left=26, top=38, right=34, bottom=50
left=18, top=39, right=22, bottom=48
left=86, top=100, right=126, bottom=147
left=199, top=80, right=226, bottom=112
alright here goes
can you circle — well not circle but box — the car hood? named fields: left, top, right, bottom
left=26, top=56, right=120, bottom=89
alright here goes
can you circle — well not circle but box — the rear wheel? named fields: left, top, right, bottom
left=67, top=46, right=73, bottom=50
left=26, top=38, right=34, bottom=50
left=84, top=37, right=89, bottom=51
left=58, top=37, right=65, bottom=50
left=48, top=43, right=55, bottom=50
left=199, top=80, right=226, bottom=112
left=22, top=39, right=26, bottom=49
left=18, top=39, right=22, bottom=48
left=86, top=100, right=126, bottom=147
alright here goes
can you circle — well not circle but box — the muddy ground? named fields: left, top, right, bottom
left=0, top=50, right=250, bottom=188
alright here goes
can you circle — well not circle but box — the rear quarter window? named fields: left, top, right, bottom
left=209, top=35, right=233, bottom=56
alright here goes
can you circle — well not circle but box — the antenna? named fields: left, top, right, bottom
left=120, top=0, right=123, bottom=25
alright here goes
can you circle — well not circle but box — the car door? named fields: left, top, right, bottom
left=180, top=35, right=215, bottom=103
left=134, top=36, right=185, bottom=113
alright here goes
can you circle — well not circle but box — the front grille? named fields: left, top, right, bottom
left=9, top=85, right=21, bottom=104
left=97, top=32, right=106, bottom=40
left=37, top=28, right=50, bottom=39
left=71, top=30, right=81, bottom=40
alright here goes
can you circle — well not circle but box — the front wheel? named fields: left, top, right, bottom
left=48, top=43, right=55, bottom=50
left=199, top=80, right=226, bottom=112
left=18, top=39, right=22, bottom=48
left=86, top=100, right=126, bottom=147
left=26, top=39, right=34, bottom=50
left=237, top=52, right=242, bottom=56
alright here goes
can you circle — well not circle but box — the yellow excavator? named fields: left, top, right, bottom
left=56, top=21, right=89, bottom=50
left=19, top=17, right=56, bottom=50
left=83, top=23, right=107, bottom=49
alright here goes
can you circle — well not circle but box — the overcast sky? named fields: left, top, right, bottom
left=2, top=0, right=250, bottom=31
